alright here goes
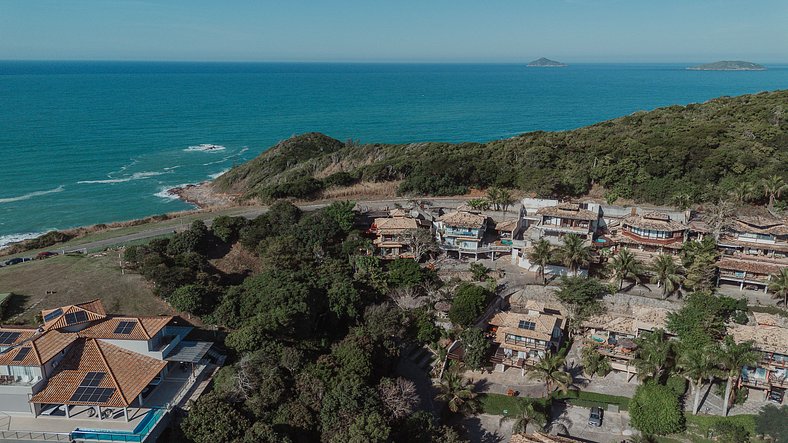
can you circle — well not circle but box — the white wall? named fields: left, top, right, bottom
left=517, top=257, right=588, bottom=277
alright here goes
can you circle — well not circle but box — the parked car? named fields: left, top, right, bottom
left=4, top=258, right=24, bottom=266
left=588, top=406, right=603, bottom=427
left=36, top=251, right=57, bottom=260
left=768, top=388, right=785, bottom=404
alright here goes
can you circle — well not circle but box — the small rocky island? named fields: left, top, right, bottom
left=527, top=57, right=567, bottom=67
left=688, top=61, right=766, bottom=71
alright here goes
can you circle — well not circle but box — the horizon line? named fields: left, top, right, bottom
left=2, top=59, right=788, bottom=65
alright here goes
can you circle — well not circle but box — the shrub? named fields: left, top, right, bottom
left=755, top=404, right=787, bottom=443
left=448, top=283, right=490, bottom=327
left=665, top=375, right=688, bottom=397
left=629, top=383, right=685, bottom=435
left=711, top=421, right=750, bottom=443
left=387, top=259, right=425, bottom=288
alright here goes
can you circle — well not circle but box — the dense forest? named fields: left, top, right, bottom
left=124, top=202, right=465, bottom=443
left=214, top=90, right=787, bottom=206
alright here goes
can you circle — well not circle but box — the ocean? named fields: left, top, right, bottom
left=0, top=61, right=786, bottom=246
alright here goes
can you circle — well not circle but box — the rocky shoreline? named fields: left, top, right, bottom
left=167, top=182, right=236, bottom=208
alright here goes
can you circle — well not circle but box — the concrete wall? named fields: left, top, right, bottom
left=516, top=257, right=588, bottom=277
left=0, top=393, right=32, bottom=413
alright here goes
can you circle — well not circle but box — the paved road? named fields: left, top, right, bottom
left=54, top=196, right=473, bottom=254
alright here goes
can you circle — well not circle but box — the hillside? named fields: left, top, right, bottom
left=688, top=61, right=766, bottom=71
left=527, top=57, right=567, bottom=67
left=213, top=90, right=788, bottom=205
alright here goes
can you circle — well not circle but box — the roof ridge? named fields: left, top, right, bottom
left=137, top=319, right=152, bottom=340
left=91, top=339, right=129, bottom=405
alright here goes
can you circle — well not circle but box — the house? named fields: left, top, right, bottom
left=0, top=299, right=217, bottom=442
left=488, top=300, right=566, bottom=374
left=369, top=208, right=433, bottom=259
left=581, top=307, right=671, bottom=379
left=493, top=218, right=524, bottom=246
left=729, top=313, right=788, bottom=402
left=436, top=208, right=510, bottom=259
left=533, top=202, right=600, bottom=243
left=716, top=215, right=788, bottom=292
left=609, top=210, right=688, bottom=260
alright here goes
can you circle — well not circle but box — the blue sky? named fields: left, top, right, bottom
left=1, top=0, right=786, bottom=62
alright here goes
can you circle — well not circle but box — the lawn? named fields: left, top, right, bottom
left=0, top=253, right=174, bottom=325
left=555, top=390, right=631, bottom=411
left=480, top=393, right=550, bottom=416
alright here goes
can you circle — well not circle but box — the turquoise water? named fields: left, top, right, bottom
left=1, top=61, right=786, bottom=246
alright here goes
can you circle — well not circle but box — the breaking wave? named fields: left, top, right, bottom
left=0, top=231, right=45, bottom=249
left=77, top=171, right=166, bottom=184
left=184, top=144, right=226, bottom=153
left=0, top=186, right=65, bottom=204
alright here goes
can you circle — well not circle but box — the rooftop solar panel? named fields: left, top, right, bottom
left=0, top=331, right=22, bottom=345
left=69, top=387, right=115, bottom=403
left=113, top=321, right=136, bottom=335
left=80, top=372, right=105, bottom=387
left=64, top=311, right=89, bottom=325
left=43, top=308, right=63, bottom=322
left=12, top=347, right=31, bottom=361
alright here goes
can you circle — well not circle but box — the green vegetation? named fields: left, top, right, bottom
left=684, top=414, right=757, bottom=443
left=479, top=393, right=551, bottom=416
left=214, top=91, right=788, bottom=207
left=755, top=404, right=788, bottom=443
left=688, top=61, right=766, bottom=71
left=630, top=383, right=686, bottom=436
left=448, top=283, right=491, bottom=327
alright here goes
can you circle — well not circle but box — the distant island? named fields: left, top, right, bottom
left=527, top=57, right=567, bottom=67
left=688, top=61, right=766, bottom=71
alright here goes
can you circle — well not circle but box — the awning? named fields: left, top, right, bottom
left=164, top=341, right=213, bottom=363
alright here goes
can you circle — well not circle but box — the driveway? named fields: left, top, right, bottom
left=553, top=402, right=633, bottom=443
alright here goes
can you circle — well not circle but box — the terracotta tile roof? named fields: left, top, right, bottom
left=490, top=310, right=565, bottom=345
left=439, top=210, right=487, bottom=229
left=42, top=299, right=107, bottom=331
left=373, top=217, right=421, bottom=232
left=717, top=235, right=788, bottom=253
left=78, top=316, right=172, bottom=341
left=728, top=322, right=788, bottom=355
left=0, top=326, right=37, bottom=347
left=582, top=307, right=671, bottom=334
left=622, top=213, right=687, bottom=231
left=717, top=257, right=786, bottom=275
left=494, top=219, right=519, bottom=232
left=537, top=205, right=599, bottom=222
left=30, top=338, right=166, bottom=407
left=0, top=329, right=78, bottom=367
left=732, top=216, right=788, bottom=236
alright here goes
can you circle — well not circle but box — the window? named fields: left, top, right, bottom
left=518, top=320, right=536, bottom=331
left=113, top=321, right=136, bottom=335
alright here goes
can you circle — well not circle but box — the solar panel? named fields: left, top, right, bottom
left=43, top=308, right=63, bottom=322
left=69, top=387, right=115, bottom=403
left=12, top=347, right=31, bottom=361
left=0, top=331, right=22, bottom=345
left=80, top=372, right=105, bottom=387
left=113, top=321, right=136, bottom=335
left=64, top=311, right=89, bottom=325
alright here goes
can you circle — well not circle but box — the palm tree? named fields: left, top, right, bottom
left=435, top=371, right=480, bottom=415
left=526, top=352, right=573, bottom=396
left=672, top=193, right=692, bottom=211
left=498, top=189, right=514, bottom=214
left=731, top=182, right=754, bottom=204
left=649, top=254, right=684, bottom=299
left=487, top=187, right=502, bottom=211
left=678, top=345, right=721, bottom=415
left=632, top=328, right=674, bottom=383
left=768, top=268, right=788, bottom=306
left=609, top=248, right=644, bottom=291
left=528, top=239, right=553, bottom=285
left=558, top=234, right=591, bottom=276
left=762, top=175, right=787, bottom=208
left=717, top=336, right=760, bottom=416
left=500, top=401, right=546, bottom=434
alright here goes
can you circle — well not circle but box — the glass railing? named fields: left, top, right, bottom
left=71, top=408, right=166, bottom=442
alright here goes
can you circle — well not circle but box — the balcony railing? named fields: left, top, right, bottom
left=441, top=244, right=511, bottom=253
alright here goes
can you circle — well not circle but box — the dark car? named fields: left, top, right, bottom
left=36, top=251, right=57, bottom=260
left=4, top=258, right=24, bottom=266
left=768, top=388, right=785, bottom=404
left=588, top=406, right=603, bottom=427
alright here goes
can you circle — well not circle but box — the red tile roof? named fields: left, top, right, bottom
left=30, top=338, right=166, bottom=407
left=79, top=316, right=172, bottom=341
left=42, top=299, right=107, bottom=331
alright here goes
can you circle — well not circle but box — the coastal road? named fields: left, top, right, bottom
left=57, top=197, right=472, bottom=254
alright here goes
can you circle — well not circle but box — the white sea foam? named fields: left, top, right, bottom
left=202, top=147, right=249, bottom=166
left=77, top=171, right=166, bottom=184
left=184, top=144, right=226, bottom=153
left=208, top=169, right=230, bottom=180
left=0, top=232, right=46, bottom=249
left=0, top=186, right=65, bottom=204
left=154, top=184, right=191, bottom=201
